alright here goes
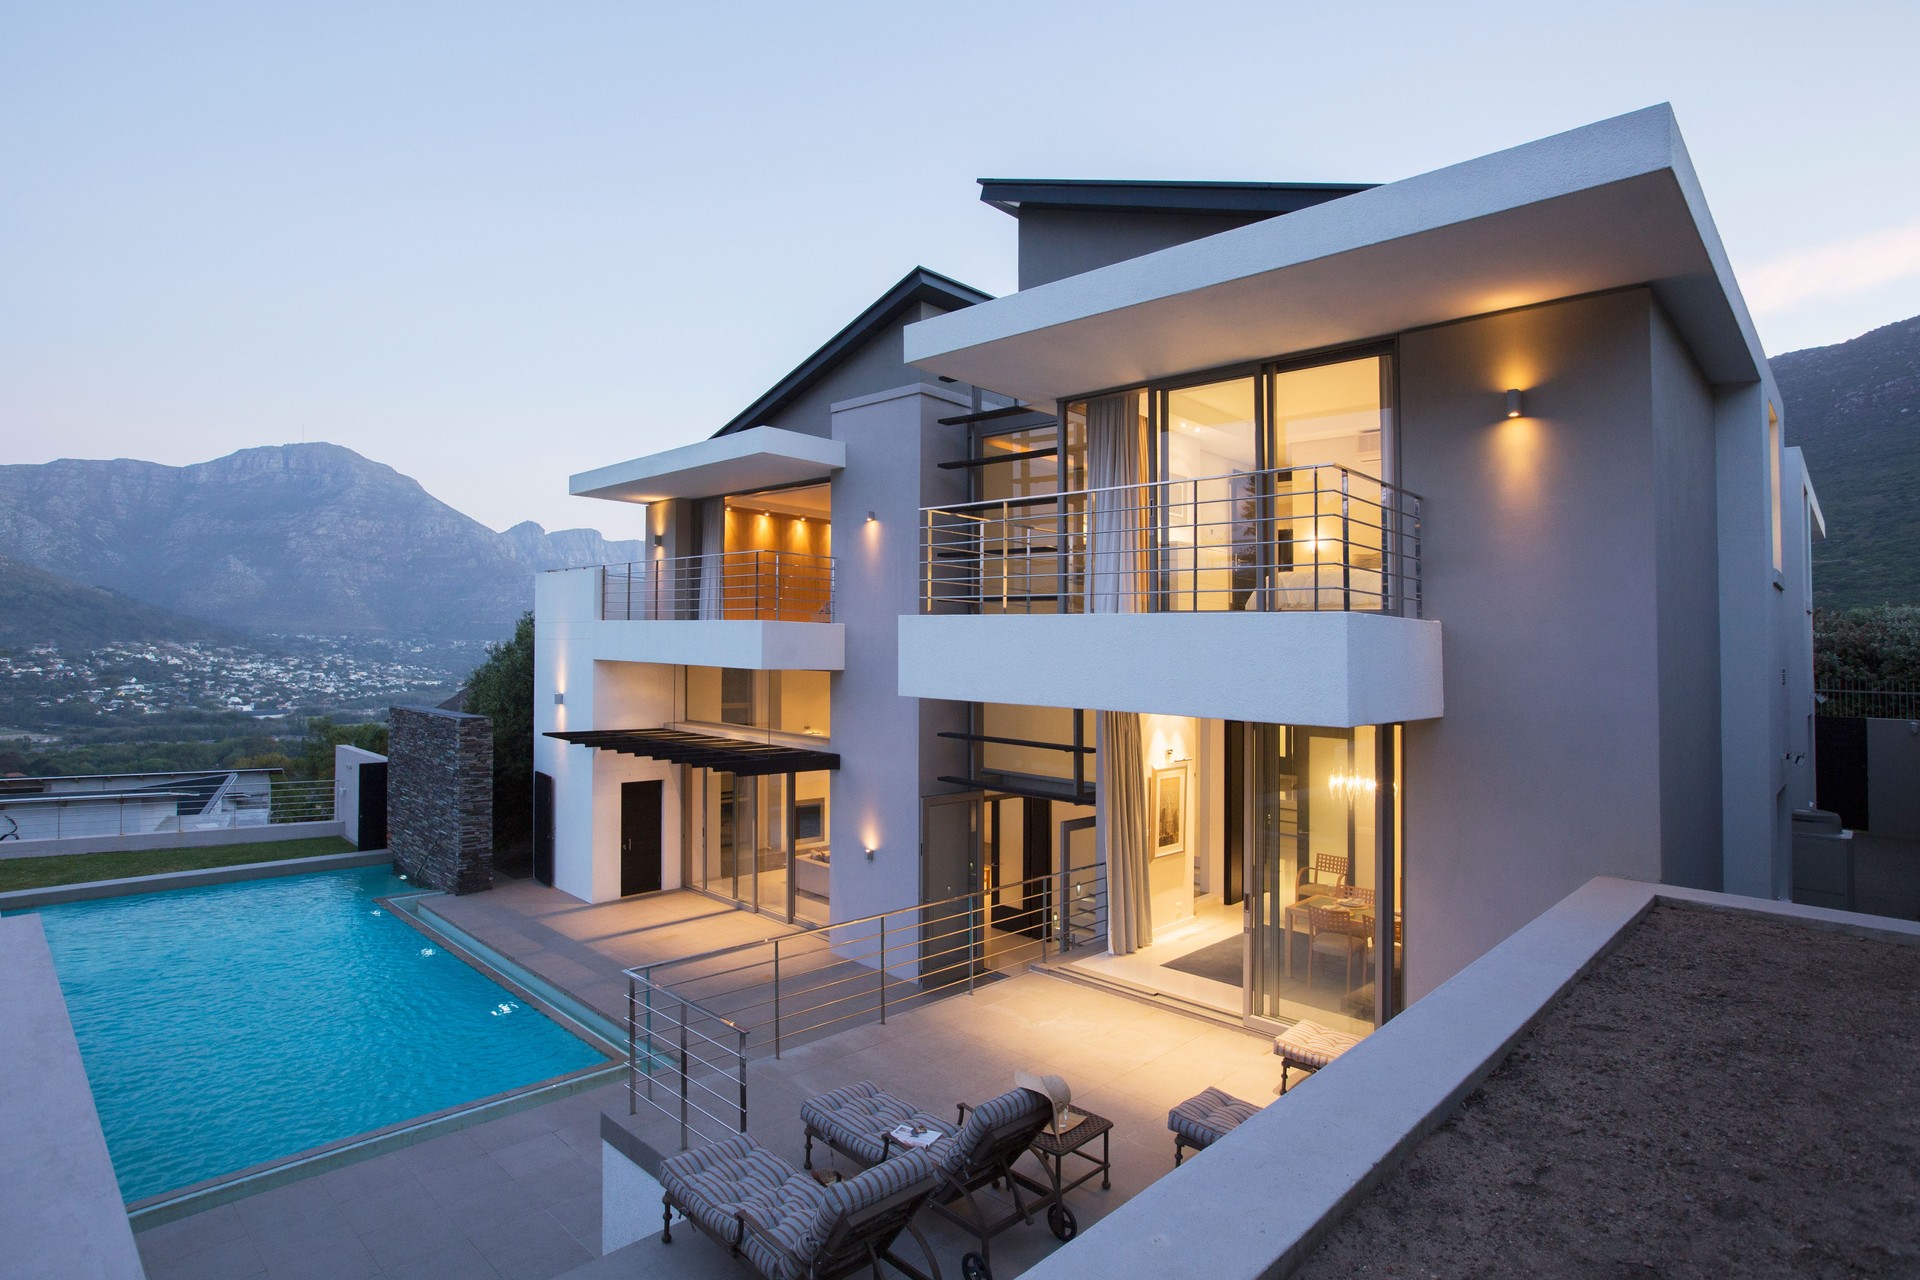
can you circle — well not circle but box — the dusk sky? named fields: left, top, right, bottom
left=5, top=1, right=1918, bottom=536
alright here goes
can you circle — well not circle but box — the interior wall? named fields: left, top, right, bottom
left=1398, top=290, right=1665, bottom=1000
left=1141, top=713, right=1199, bottom=930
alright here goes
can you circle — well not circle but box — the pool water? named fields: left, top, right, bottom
left=20, top=867, right=611, bottom=1201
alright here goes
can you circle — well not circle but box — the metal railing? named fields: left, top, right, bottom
left=1817, top=686, right=1920, bottom=719
left=624, top=863, right=1108, bottom=1150
left=922, top=462, right=1422, bottom=617
left=601, top=551, right=835, bottom=623
left=0, top=776, right=334, bottom=841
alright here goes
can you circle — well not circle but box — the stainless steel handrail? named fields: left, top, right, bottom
left=623, top=864, right=1108, bottom=1148
left=920, top=461, right=1424, bottom=618
left=600, top=550, right=836, bottom=623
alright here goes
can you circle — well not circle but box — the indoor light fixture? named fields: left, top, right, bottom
left=1505, top=389, right=1525, bottom=418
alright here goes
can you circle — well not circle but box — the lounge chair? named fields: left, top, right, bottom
left=659, top=1131, right=944, bottom=1280
left=801, top=1082, right=1061, bottom=1280
left=1167, top=1087, right=1260, bottom=1166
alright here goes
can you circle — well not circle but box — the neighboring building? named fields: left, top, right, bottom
left=533, top=104, right=1819, bottom=1045
left=0, top=768, right=281, bottom=842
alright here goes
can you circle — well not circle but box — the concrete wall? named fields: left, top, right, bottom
left=753, top=305, right=967, bottom=441
left=0, top=915, right=147, bottom=1280
left=334, top=744, right=387, bottom=848
left=387, top=705, right=493, bottom=895
left=533, top=569, right=681, bottom=904
left=1781, top=447, right=1820, bottom=819
left=1398, top=290, right=1668, bottom=999
left=1867, top=718, right=1920, bottom=841
left=829, top=383, right=972, bottom=928
left=1649, top=303, right=1724, bottom=889
left=1015, top=208, right=1273, bottom=290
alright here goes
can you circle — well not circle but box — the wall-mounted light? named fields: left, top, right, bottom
left=865, top=511, right=876, bottom=523
left=864, top=845, right=877, bottom=861
left=1505, top=389, right=1525, bottom=419
left=553, top=693, right=565, bottom=706
left=652, top=534, right=663, bottom=548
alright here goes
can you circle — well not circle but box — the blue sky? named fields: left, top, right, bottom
left=4, top=1, right=1918, bottom=534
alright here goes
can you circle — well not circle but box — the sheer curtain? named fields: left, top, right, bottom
left=696, top=498, right=726, bottom=620
left=1101, top=709, right=1154, bottom=955
left=1085, top=392, right=1146, bottom=614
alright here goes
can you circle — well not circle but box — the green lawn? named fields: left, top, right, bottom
left=0, top=835, right=360, bottom=894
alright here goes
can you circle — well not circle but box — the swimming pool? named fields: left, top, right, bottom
left=19, top=866, right=613, bottom=1201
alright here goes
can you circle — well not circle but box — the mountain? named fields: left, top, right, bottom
left=500, top=521, right=645, bottom=571
left=1774, top=315, right=1920, bottom=609
left=0, top=444, right=633, bottom=641
left=0, top=556, right=236, bottom=650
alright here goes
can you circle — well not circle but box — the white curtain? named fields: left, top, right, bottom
left=696, top=498, right=726, bottom=620
left=1086, top=392, right=1146, bottom=614
left=1101, top=710, right=1154, bottom=955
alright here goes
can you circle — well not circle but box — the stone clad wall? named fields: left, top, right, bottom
left=387, top=706, right=493, bottom=895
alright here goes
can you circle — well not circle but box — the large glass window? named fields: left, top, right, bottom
left=684, top=668, right=831, bottom=738
left=970, top=420, right=1087, bottom=615
left=1161, top=376, right=1259, bottom=611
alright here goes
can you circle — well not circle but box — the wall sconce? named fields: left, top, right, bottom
left=651, top=535, right=663, bottom=548
left=553, top=693, right=565, bottom=706
left=1505, top=389, right=1525, bottom=419
left=865, top=511, right=876, bottom=523
left=864, top=846, right=877, bottom=861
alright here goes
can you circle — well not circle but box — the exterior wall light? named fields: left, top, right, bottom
left=864, top=845, right=877, bottom=860
left=652, top=535, right=663, bottom=548
left=553, top=693, right=565, bottom=706
left=1505, top=389, right=1525, bottom=418
left=866, top=511, right=876, bottom=523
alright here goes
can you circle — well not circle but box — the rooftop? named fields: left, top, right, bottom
left=978, top=178, right=1374, bottom=218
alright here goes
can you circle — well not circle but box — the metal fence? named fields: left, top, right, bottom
left=0, top=776, right=336, bottom=842
left=1816, top=686, right=1920, bottom=719
left=601, top=551, right=835, bottom=623
left=922, top=462, right=1423, bottom=617
left=624, top=863, right=1109, bottom=1150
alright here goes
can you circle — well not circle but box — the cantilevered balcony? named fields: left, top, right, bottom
left=899, top=464, right=1441, bottom=725
left=539, top=551, right=843, bottom=672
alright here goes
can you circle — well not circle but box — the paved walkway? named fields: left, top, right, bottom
left=424, top=883, right=803, bottom=1023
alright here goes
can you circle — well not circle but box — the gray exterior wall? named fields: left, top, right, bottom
left=1649, top=304, right=1724, bottom=889
left=750, top=304, right=968, bottom=440
left=1015, top=209, right=1271, bottom=290
left=1398, top=290, right=1669, bottom=999
left=388, top=705, right=494, bottom=895
left=828, top=383, right=972, bottom=927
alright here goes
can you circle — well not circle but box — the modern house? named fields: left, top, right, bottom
left=532, top=104, right=1820, bottom=1047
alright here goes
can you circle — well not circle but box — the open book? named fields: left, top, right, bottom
left=1015, top=1070, right=1088, bottom=1135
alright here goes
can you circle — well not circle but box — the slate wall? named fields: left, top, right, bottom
left=388, top=706, right=493, bottom=894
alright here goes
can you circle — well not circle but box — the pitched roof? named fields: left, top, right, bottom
left=714, top=267, right=991, bottom=437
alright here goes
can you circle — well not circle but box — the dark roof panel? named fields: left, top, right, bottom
left=978, top=178, right=1375, bottom=219
left=714, top=267, right=992, bottom=437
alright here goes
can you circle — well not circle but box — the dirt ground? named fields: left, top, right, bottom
left=1295, top=905, right=1920, bottom=1279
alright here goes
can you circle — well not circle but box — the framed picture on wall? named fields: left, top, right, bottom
left=794, top=800, right=826, bottom=846
left=1152, top=766, right=1187, bottom=858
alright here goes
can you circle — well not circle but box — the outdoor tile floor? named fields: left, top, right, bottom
left=136, top=883, right=1303, bottom=1279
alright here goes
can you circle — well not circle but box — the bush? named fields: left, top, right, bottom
left=465, top=613, right=533, bottom=853
left=1815, top=606, right=1920, bottom=691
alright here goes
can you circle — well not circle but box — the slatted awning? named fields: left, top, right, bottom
left=543, top=728, right=838, bottom=776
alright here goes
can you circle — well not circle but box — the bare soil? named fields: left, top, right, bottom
left=1295, top=905, right=1920, bottom=1279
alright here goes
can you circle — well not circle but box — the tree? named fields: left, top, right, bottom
left=1815, top=606, right=1920, bottom=691
left=294, top=717, right=389, bottom=780
left=466, top=612, right=534, bottom=855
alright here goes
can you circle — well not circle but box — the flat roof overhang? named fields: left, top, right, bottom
left=543, top=728, right=838, bottom=776
left=905, top=106, right=1770, bottom=405
left=570, top=426, right=845, bottom=505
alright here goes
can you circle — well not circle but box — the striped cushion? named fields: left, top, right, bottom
left=939, top=1088, right=1051, bottom=1177
left=1167, top=1087, right=1260, bottom=1148
left=660, top=1133, right=824, bottom=1280
left=801, top=1080, right=957, bottom=1167
left=808, top=1148, right=939, bottom=1245
left=1274, top=1020, right=1363, bottom=1069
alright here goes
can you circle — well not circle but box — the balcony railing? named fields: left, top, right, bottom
left=601, top=550, right=835, bottom=623
left=625, top=863, right=1108, bottom=1150
left=922, top=463, right=1422, bottom=617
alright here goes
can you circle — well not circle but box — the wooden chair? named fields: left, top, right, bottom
left=1306, top=905, right=1370, bottom=993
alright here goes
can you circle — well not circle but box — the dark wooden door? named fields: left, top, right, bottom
left=620, top=780, right=663, bottom=896
left=532, top=772, right=555, bottom=887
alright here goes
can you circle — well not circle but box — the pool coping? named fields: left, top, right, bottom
left=0, top=848, right=391, bottom=911
left=21, top=864, right=632, bottom=1232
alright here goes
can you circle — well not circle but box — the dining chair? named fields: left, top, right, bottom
left=1306, top=905, right=1371, bottom=993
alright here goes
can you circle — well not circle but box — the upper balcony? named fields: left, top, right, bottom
left=540, top=550, right=844, bottom=672
left=899, top=462, right=1441, bottom=726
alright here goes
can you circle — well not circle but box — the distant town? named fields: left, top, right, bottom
left=0, top=635, right=470, bottom=743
